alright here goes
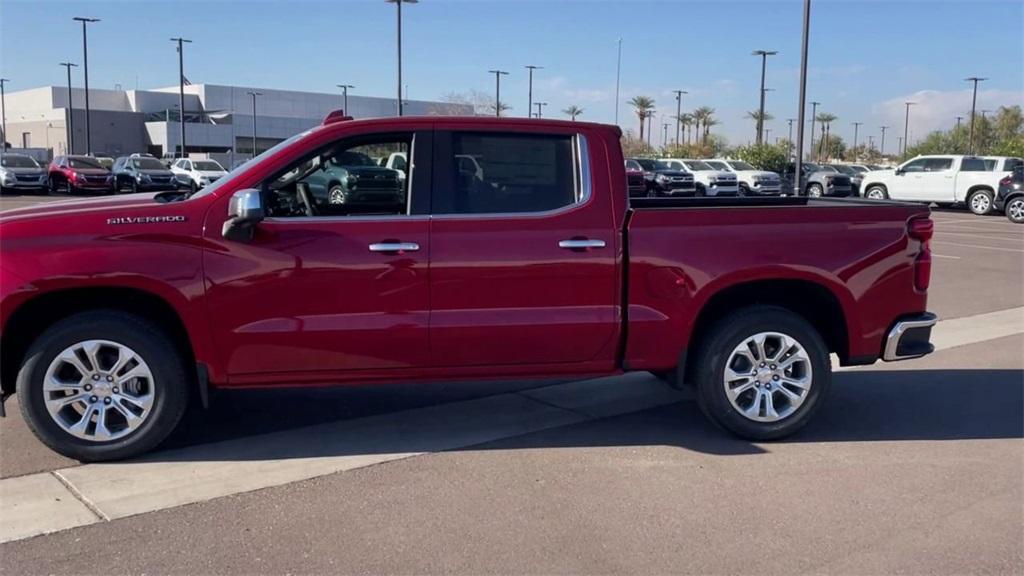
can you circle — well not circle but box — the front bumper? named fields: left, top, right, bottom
left=882, top=312, right=937, bottom=361
left=1, top=180, right=47, bottom=190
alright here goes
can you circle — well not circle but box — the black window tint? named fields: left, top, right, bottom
left=924, top=158, right=953, bottom=171
left=438, top=133, right=577, bottom=215
left=1005, top=159, right=1023, bottom=171
left=983, top=159, right=997, bottom=170
left=961, top=158, right=987, bottom=172
left=901, top=159, right=928, bottom=172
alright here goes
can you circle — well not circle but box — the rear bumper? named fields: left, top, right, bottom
left=882, top=312, right=937, bottom=361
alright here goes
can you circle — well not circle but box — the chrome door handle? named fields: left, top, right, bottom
left=369, top=242, right=420, bottom=253
left=559, top=239, right=606, bottom=250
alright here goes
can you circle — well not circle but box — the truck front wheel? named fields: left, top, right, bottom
left=17, top=311, right=189, bottom=462
left=692, top=306, right=830, bottom=440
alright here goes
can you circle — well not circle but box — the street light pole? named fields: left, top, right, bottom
left=808, top=101, right=820, bottom=162
left=170, top=37, right=192, bottom=159
left=786, top=118, right=794, bottom=156
left=879, top=125, right=888, bottom=157
left=488, top=69, right=509, bottom=117
left=525, top=65, right=542, bottom=119
left=386, top=0, right=417, bottom=116
left=752, top=49, right=777, bottom=145
left=59, top=63, right=78, bottom=154
left=246, top=91, right=262, bottom=159
left=0, top=78, right=8, bottom=155
left=902, top=101, right=915, bottom=157
left=73, top=17, right=99, bottom=155
left=965, top=77, right=987, bottom=155
left=336, top=84, right=354, bottom=114
left=851, top=121, right=862, bottom=160
left=535, top=102, right=547, bottom=119
left=672, top=89, right=687, bottom=146
left=793, top=0, right=811, bottom=194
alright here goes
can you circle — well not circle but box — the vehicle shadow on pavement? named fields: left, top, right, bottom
left=146, top=368, right=1023, bottom=462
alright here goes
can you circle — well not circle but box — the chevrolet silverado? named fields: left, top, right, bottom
left=0, top=114, right=937, bottom=461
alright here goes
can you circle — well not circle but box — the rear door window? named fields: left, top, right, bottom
left=433, top=132, right=580, bottom=215
left=924, top=158, right=953, bottom=172
left=960, top=158, right=988, bottom=172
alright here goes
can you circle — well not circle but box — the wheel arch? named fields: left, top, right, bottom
left=1, top=286, right=197, bottom=398
left=680, top=278, right=851, bottom=385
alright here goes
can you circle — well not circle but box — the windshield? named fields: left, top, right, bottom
left=193, top=160, right=224, bottom=171
left=705, top=161, right=729, bottom=170
left=133, top=158, right=166, bottom=170
left=1, top=155, right=40, bottom=168
left=832, top=165, right=857, bottom=175
left=189, top=129, right=314, bottom=200
left=728, top=161, right=756, bottom=171
left=849, top=165, right=868, bottom=173
left=633, top=159, right=659, bottom=171
left=67, top=157, right=106, bottom=170
left=803, top=163, right=822, bottom=172
left=818, top=165, right=840, bottom=173
left=684, top=161, right=713, bottom=171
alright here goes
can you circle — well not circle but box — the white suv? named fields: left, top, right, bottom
left=170, top=158, right=228, bottom=192
left=982, top=156, right=1024, bottom=173
left=659, top=158, right=739, bottom=196
left=860, top=155, right=1006, bottom=215
left=705, top=159, right=782, bottom=196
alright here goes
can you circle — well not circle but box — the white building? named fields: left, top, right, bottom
left=1, top=83, right=471, bottom=165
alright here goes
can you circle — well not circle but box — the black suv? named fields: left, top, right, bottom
left=628, top=158, right=696, bottom=197
left=995, top=165, right=1024, bottom=224
left=304, top=150, right=404, bottom=207
left=112, top=155, right=179, bottom=193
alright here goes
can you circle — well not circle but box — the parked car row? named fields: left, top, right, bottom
left=0, top=152, right=228, bottom=196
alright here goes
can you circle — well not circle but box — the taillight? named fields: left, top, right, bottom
left=909, top=217, right=933, bottom=292
left=1000, top=175, right=1012, bottom=187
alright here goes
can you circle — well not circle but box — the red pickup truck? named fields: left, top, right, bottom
left=0, top=114, right=937, bottom=461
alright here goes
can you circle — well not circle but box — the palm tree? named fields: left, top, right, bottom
left=692, top=106, right=716, bottom=145
left=678, top=113, right=694, bottom=145
left=563, top=105, right=584, bottom=121
left=746, top=110, right=774, bottom=142
left=629, top=96, right=656, bottom=143
left=815, top=112, right=837, bottom=160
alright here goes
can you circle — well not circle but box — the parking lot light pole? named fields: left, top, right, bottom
left=386, top=0, right=417, bottom=116
left=672, top=89, right=687, bottom=146
left=171, top=38, right=192, bottom=159
left=792, top=0, right=811, bottom=194
left=614, top=38, right=622, bottom=125
left=902, top=101, right=915, bottom=158
left=965, top=77, right=987, bottom=155
left=787, top=118, right=794, bottom=156
left=246, top=91, right=262, bottom=160
left=535, top=102, right=547, bottom=119
left=73, top=17, right=99, bottom=155
left=525, top=65, right=542, bottom=119
left=752, top=50, right=777, bottom=145
left=808, top=101, right=820, bottom=162
left=489, top=69, right=509, bottom=117
left=851, top=121, right=862, bottom=160
left=879, top=125, right=888, bottom=157
left=59, top=63, right=77, bottom=154
left=0, top=78, right=8, bottom=156
left=336, top=84, right=354, bottom=114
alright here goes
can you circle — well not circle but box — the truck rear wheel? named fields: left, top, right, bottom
left=967, top=189, right=994, bottom=216
left=692, top=306, right=830, bottom=440
left=17, top=311, right=189, bottom=462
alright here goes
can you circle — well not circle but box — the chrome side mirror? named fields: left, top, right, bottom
left=222, top=188, right=264, bottom=242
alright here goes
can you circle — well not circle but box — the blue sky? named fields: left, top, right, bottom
left=2, top=0, right=1022, bottom=147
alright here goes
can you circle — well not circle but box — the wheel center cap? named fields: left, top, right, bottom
left=755, top=367, right=774, bottom=384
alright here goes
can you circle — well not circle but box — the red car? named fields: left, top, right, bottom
left=0, top=114, right=936, bottom=461
left=625, top=159, right=647, bottom=197
left=47, top=155, right=114, bottom=195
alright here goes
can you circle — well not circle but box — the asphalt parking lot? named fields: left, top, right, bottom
left=0, top=195, right=1021, bottom=574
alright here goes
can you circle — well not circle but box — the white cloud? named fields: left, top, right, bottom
left=873, top=88, right=1024, bottom=140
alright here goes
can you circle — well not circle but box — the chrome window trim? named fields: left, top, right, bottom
left=430, top=133, right=593, bottom=221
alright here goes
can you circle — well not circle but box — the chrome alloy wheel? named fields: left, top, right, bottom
left=42, top=340, right=156, bottom=442
left=723, top=332, right=813, bottom=422
left=1007, top=198, right=1024, bottom=223
left=970, top=192, right=991, bottom=215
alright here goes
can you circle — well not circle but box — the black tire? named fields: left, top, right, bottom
left=17, top=311, right=190, bottom=462
left=967, top=189, right=994, bottom=216
left=130, top=179, right=139, bottom=194
left=328, top=184, right=347, bottom=204
left=695, top=183, right=707, bottom=197
left=48, top=177, right=58, bottom=195
left=865, top=185, right=888, bottom=200
left=190, top=180, right=199, bottom=194
left=807, top=183, right=824, bottom=198
left=738, top=183, right=749, bottom=197
left=1006, top=197, right=1024, bottom=224
left=692, top=306, right=831, bottom=441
